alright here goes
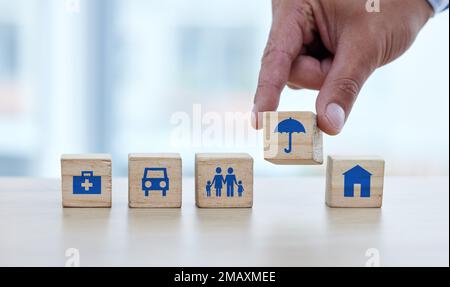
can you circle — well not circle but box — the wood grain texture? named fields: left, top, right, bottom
left=195, top=153, right=253, bottom=208
left=263, top=111, right=323, bottom=165
left=0, top=177, right=448, bottom=266
left=61, top=154, right=112, bottom=208
left=326, top=156, right=385, bottom=208
left=128, top=153, right=182, bottom=208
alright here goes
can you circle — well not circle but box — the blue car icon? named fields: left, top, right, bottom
left=142, top=167, right=169, bottom=197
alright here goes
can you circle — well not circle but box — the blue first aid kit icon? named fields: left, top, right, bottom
left=73, top=171, right=102, bottom=195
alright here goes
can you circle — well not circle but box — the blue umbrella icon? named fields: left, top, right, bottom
left=274, top=117, right=306, bottom=154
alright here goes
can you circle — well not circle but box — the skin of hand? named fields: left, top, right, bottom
left=252, top=0, right=434, bottom=135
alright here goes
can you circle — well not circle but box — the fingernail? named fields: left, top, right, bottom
left=325, top=103, right=345, bottom=132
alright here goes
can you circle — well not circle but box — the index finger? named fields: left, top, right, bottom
left=252, top=0, right=305, bottom=129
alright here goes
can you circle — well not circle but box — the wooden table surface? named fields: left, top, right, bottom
left=0, top=176, right=448, bottom=267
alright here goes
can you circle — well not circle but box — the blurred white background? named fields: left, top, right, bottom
left=0, top=0, right=448, bottom=177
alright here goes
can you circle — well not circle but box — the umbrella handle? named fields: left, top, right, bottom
left=284, top=132, right=293, bottom=154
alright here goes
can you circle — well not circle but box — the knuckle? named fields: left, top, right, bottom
left=258, top=46, right=293, bottom=92
left=332, top=78, right=361, bottom=103
left=262, top=44, right=294, bottom=65
left=257, top=79, right=284, bottom=92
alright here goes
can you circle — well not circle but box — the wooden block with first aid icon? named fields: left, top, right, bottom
left=195, top=153, right=253, bottom=208
left=61, top=154, right=112, bottom=208
left=128, top=153, right=182, bottom=208
left=263, top=111, right=323, bottom=165
left=325, top=156, right=385, bottom=208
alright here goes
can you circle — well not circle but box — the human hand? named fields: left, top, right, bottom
left=252, top=0, right=433, bottom=135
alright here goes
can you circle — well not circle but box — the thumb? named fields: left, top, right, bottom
left=316, top=42, right=376, bottom=135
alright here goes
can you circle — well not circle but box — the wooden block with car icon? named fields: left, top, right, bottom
left=128, top=153, right=182, bottom=208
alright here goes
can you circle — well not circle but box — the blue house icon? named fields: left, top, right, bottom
left=343, top=165, right=372, bottom=198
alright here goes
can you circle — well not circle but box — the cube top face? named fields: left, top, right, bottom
left=326, top=156, right=385, bottom=208
left=128, top=153, right=182, bottom=208
left=263, top=111, right=323, bottom=165
left=61, top=154, right=112, bottom=161
left=61, top=154, right=112, bottom=208
left=195, top=153, right=253, bottom=208
left=129, top=153, right=180, bottom=160
left=196, top=153, right=252, bottom=161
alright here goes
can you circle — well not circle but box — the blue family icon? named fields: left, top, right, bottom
left=73, top=171, right=101, bottom=195
left=211, top=167, right=224, bottom=197
left=225, top=167, right=238, bottom=197
left=142, top=167, right=169, bottom=197
left=206, top=180, right=212, bottom=197
left=343, top=165, right=372, bottom=198
left=237, top=180, right=244, bottom=197
left=206, top=167, right=243, bottom=198
left=274, top=117, right=306, bottom=154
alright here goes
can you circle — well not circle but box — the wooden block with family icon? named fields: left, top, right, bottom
left=263, top=111, right=323, bottom=165
left=195, top=153, right=253, bottom=208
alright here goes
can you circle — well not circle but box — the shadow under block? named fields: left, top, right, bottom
left=61, top=154, right=112, bottom=208
left=325, top=156, right=385, bottom=208
left=128, top=153, right=182, bottom=208
left=263, top=111, right=323, bottom=165
left=195, top=153, right=253, bottom=208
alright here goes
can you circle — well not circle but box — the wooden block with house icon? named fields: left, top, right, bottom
left=128, top=153, right=182, bottom=208
left=263, top=111, right=323, bottom=165
left=195, top=153, right=253, bottom=208
left=61, top=154, right=112, bottom=208
left=325, top=156, right=385, bottom=208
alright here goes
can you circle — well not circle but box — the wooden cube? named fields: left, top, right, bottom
left=326, top=156, right=385, bottom=208
left=128, top=153, right=182, bottom=208
left=263, top=111, right=323, bottom=165
left=195, top=153, right=253, bottom=208
left=61, top=154, right=112, bottom=208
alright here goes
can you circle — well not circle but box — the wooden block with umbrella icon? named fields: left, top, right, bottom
left=263, top=111, right=323, bottom=165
